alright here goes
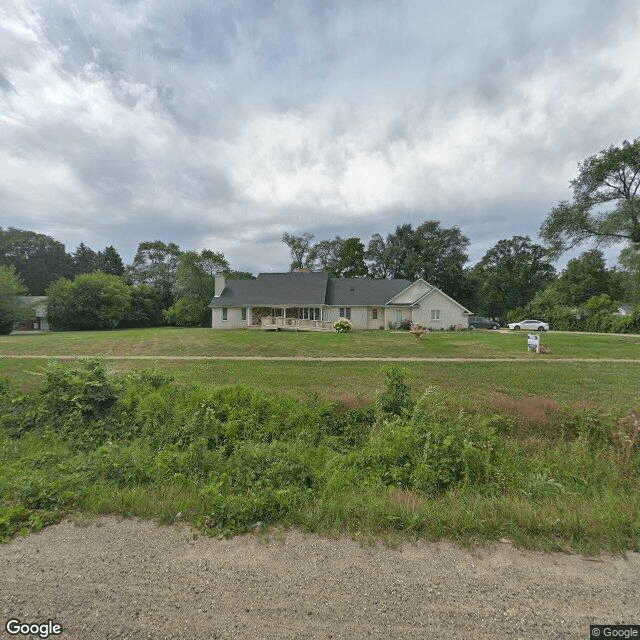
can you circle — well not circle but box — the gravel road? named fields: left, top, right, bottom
left=1, top=517, right=638, bottom=640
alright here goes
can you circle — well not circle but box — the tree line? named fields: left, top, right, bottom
left=0, top=230, right=254, bottom=332
left=1, top=137, right=639, bottom=332
left=282, top=227, right=637, bottom=330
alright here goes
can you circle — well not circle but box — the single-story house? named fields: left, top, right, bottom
left=209, top=272, right=472, bottom=330
left=14, top=296, right=49, bottom=331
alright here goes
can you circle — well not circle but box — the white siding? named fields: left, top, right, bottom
left=367, top=308, right=385, bottom=330
left=412, top=291, right=468, bottom=330
left=348, top=307, right=368, bottom=329
left=322, top=307, right=341, bottom=325
left=388, top=280, right=433, bottom=304
left=383, top=307, right=413, bottom=329
left=211, top=307, right=248, bottom=329
left=323, top=306, right=368, bottom=329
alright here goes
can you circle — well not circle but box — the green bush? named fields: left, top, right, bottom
left=35, top=359, right=121, bottom=446
left=200, top=485, right=305, bottom=535
left=164, top=296, right=208, bottom=327
left=132, top=384, right=333, bottom=449
left=376, top=365, right=412, bottom=416
left=0, top=505, right=32, bottom=542
left=223, top=441, right=315, bottom=491
left=604, top=309, right=640, bottom=334
left=333, top=317, right=353, bottom=333
left=46, top=271, right=132, bottom=330
left=408, top=389, right=500, bottom=493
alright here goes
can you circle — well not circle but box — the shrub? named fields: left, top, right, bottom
left=223, top=441, right=315, bottom=491
left=128, top=383, right=333, bottom=450
left=119, top=285, right=164, bottom=327
left=86, top=442, right=157, bottom=487
left=409, top=388, right=501, bottom=493
left=164, top=296, right=208, bottom=327
left=0, top=505, right=32, bottom=542
left=333, top=317, right=353, bottom=333
left=606, top=309, right=640, bottom=334
left=376, top=366, right=412, bottom=416
left=200, top=485, right=306, bottom=535
left=46, top=271, right=132, bottom=330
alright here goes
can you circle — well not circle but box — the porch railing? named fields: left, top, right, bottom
left=260, top=316, right=333, bottom=330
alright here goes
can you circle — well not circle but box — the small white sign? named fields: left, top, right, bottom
left=527, top=334, right=540, bottom=351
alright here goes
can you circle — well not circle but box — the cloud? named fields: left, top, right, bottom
left=1, top=0, right=639, bottom=272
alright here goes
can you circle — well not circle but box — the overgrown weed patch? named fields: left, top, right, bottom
left=0, top=359, right=638, bottom=553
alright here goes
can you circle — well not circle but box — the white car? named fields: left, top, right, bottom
left=508, top=319, right=549, bottom=331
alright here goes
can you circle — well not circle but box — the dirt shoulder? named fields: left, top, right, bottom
left=1, top=518, right=638, bottom=640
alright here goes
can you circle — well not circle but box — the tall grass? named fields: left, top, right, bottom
left=1, top=359, right=638, bottom=553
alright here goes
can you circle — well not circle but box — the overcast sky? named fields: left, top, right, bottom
left=1, top=0, right=639, bottom=273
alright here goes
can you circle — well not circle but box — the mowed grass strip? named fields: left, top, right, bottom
left=1, top=326, right=639, bottom=359
left=2, top=357, right=638, bottom=416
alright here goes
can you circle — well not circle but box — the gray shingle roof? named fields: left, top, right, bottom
left=210, top=272, right=413, bottom=308
left=326, top=277, right=412, bottom=306
left=209, top=272, right=329, bottom=307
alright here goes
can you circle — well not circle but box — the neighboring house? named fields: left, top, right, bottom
left=209, top=272, right=472, bottom=330
left=14, top=296, right=49, bottom=331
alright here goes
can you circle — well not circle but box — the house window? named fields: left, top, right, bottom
left=241, top=308, right=246, bottom=321
left=222, top=307, right=228, bottom=321
left=372, top=308, right=378, bottom=320
left=301, top=308, right=320, bottom=320
left=340, top=307, right=351, bottom=320
left=431, top=309, right=440, bottom=321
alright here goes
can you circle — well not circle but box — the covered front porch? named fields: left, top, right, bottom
left=253, top=306, right=333, bottom=331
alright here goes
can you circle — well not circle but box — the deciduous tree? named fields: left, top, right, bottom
left=472, top=236, right=556, bottom=322
left=0, top=266, right=29, bottom=334
left=365, top=221, right=470, bottom=297
left=308, top=236, right=368, bottom=277
left=365, top=233, right=394, bottom=279
left=334, top=237, right=368, bottom=277
left=555, top=249, right=612, bottom=305
left=308, top=237, right=343, bottom=274
left=282, top=233, right=315, bottom=271
left=165, top=250, right=231, bottom=326
left=46, top=271, right=132, bottom=330
left=127, top=240, right=181, bottom=311
left=0, top=227, right=73, bottom=295
left=540, top=138, right=640, bottom=256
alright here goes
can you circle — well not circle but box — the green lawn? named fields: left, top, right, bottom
left=1, top=328, right=638, bottom=416
left=1, top=326, right=639, bottom=359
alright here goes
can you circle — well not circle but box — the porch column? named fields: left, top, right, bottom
left=247, top=306, right=252, bottom=327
